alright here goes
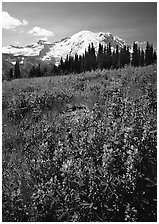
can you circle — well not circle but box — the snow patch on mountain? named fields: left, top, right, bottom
left=3, top=42, right=45, bottom=57
left=42, top=31, right=128, bottom=63
left=2, top=30, right=128, bottom=64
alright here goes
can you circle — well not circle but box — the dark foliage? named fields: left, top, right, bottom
left=14, top=61, right=21, bottom=79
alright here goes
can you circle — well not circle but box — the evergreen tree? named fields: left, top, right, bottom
left=112, top=50, right=116, bottom=69
left=84, top=49, right=90, bottom=71
left=120, top=48, right=123, bottom=68
left=79, top=54, right=85, bottom=73
left=112, top=45, right=120, bottom=69
left=153, top=51, right=157, bottom=62
left=69, top=56, right=74, bottom=73
left=9, top=68, right=14, bottom=79
left=103, top=45, right=108, bottom=69
left=138, top=47, right=141, bottom=66
left=140, top=49, right=145, bottom=66
left=29, top=64, right=47, bottom=78
left=43, top=66, right=48, bottom=76
left=29, top=65, right=36, bottom=78
left=105, top=43, right=112, bottom=69
left=53, top=64, right=59, bottom=75
left=150, top=44, right=154, bottom=64
left=145, top=42, right=150, bottom=65
left=87, top=44, right=92, bottom=71
left=131, top=42, right=139, bottom=67
left=108, top=43, right=113, bottom=68
left=36, top=64, right=41, bottom=77
left=60, top=57, right=64, bottom=73
left=145, top=41, right=154, bottom=65
left=74, top=53, right=80, bottom=73
left=78, top=55, right=82, bottom=73
left=103, top=45, right=107, bottom=69
left=117, top=45, right=121, bottom=68
left=90, top=43, right=97, bottom=70
left=14, top=60, right=21, bottom=79
left=64, top=55, right=71, bottom=73
left=121, top=45, right=129, bottom=67
left=126, top=46, right=130, bottom=65
left=97, top=43, right=104, bottom=70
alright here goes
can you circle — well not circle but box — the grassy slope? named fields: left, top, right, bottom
left=3, top=64, right=156, bottom=95
left=2, top=65, right=157, bottom=222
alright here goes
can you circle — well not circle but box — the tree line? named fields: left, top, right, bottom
left=55, top=41, right=156, bottom=75
left=7, top=41, right=156, bottom=79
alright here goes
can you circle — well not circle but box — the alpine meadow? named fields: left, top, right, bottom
left=2, top=2, right=157, bottom=222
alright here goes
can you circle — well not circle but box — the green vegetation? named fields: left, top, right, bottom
left=3, top=65, right=157, bottom=221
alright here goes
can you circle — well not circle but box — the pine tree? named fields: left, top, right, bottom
left=87, top=44, right=91, bottom=71
left=69, top=56, right=74, bottom=73
left=35, top=64, right=41, bottom=77
left=153, top=51, right=157, bottom=62
left=150, top=44, right=154, bottom=64
left=112, top=50, right=116, bottom=69
left=53, top=64, right=59, bottom=75
left=126, top=46, right=130, bottom=65
left=97, top=43, right=104, bottom=70
left=138, top=47, right=141, bottom=66
left=43, top=66, right=48, bottom=76
left=140, top=49, right=145, bottom=66
left=131, top=42, right=139, bottom=67
left=104, top=45, right=108, bottom=69
left=103, top=45, right=107, bottom=69
left=145, top=41, right=154, bottom=65
left=79, top=54, right=85, bottom=73
left=14, top=60, right=21, bottom=79
left=121, top=45, right=128, bottom=67
left=39, top=64, right=41, bottom=76
left=64, top=55, right=71, bottom=73
left=84, top=49, right=90, bottom=71
left=29, top=65, right=36, bottom=78
left=9, top=68, right=14, bottom=79
left=120, top=48, right=123, bottom=67
left=145, top=42, right=149, bottom=65
left=74, top=53, right=80, bottom=73
left=108, top=43, right=113, bottom=68
left=105, top=43, right=112, bottom=69
left=60, top=57, right=64, bottom=73
left=112, top=45, right=120, bottom=69
left=90, top=43, right=97, bottom=70
left=117, top=45, right=121, bottom=68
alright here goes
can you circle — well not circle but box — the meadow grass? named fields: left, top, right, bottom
left=2, top=65, right=157, bottom=221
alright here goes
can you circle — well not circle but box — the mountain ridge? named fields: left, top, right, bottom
left=2, top=30, right=132, bottom=77
left=3, top=30, right=128, bottom=62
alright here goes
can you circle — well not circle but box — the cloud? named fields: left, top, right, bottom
left=40, top=36, right=48, bottom=41
left=15, top=41, right=20, bottom=44
left=28, top=26, right=54, bottom=38
left=2, top=11, right=28, bottom=30
left=22, top=20, right=28, bottom=26
left=19, top=30, right=25, bottom=33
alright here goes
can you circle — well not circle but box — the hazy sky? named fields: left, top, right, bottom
left=2, top=2, right=157, bottom=48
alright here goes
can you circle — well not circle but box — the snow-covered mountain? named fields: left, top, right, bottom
left=3, top=30, right=128, bottom=66
left=41, top=31, right=128, bottom=63
left=3, top=40, right=49, bottom=57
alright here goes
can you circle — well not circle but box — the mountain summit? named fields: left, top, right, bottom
left=2, top=30, right=129, bottom=75
left=3, top=31, right=128, bottom=64
left=41, top=30, right=128, bottom=63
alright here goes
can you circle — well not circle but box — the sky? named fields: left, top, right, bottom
left=2, top=2, right=157, bottom=49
